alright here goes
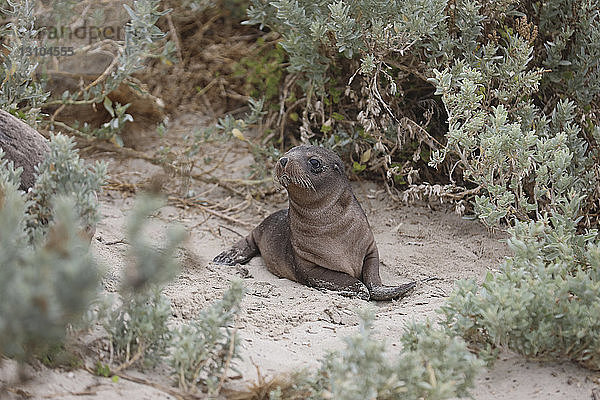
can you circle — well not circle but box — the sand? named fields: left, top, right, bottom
left=1, top=115, right=598, bottom=399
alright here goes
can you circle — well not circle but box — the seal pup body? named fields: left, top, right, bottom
left=213, top=145, right=415, bottom=301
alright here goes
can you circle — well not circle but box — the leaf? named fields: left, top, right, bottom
left=360, top=148, right=371, bottom=164
left=352, top=161, right=366, bottom=173
left=232, top=128, right=245, bottom=141
left=103, top=97, right=114, bottom=117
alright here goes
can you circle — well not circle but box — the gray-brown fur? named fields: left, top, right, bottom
left=0, top=110, right=49, bottom=191
left=214, top=145, right=415, bottom=301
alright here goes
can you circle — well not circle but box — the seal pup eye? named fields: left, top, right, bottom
left=308, top=158, right=323, bottom=174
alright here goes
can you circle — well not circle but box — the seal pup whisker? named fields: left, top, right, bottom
left=213, top=144, right=415, bottom=301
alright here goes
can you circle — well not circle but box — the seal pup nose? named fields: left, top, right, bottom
left=279, top=157, right=288, bottom=167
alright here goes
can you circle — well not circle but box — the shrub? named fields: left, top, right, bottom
left=0, top=0, right=48, bottom=120
left=0, top=0, right=171, bottom=141
left=441, top=194, right=600, bottom=370
left=430, top=65, right=595, bottom=226
left=262, top=311, right=482, bottom=400
left=0, top=171, right=99, bottom=361
left=100, top=196, right=185, bottom=370
left=99, top=195, right=245, bottom=393
left=242, top=0, right=600, bottom=225
left=170, top=280, right=244, bottom=395
left=26, top=134, right=106, bottom=244
left=0, top=130, right=104, bottom=362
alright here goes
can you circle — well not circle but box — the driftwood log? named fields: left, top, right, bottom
left=0, top=110, right=49, bottom=191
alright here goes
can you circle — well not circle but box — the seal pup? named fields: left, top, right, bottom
left=213, top=145, right=415, bottom=301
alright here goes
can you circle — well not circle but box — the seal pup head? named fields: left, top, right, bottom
left=275, top=145, right=347, bottom=204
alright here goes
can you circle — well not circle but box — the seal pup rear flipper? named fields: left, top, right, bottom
left=369, top=282, right=416, bottom=301
left=295, top=262, right=371, bottom=300
left=361, top=246, right=416, bottom=301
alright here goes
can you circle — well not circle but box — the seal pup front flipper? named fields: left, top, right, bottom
left=213, top=236, right=258, bottom=265
left=213, top=209, right=292, bottom=275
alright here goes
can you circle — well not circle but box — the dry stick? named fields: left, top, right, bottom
left=50, top=51, right=120, bottom=122
left=43, top=390, right=98, bottom=398
left=399, top=116, right=443, bottom=149
left=113, top=372, right=195, bottom=400
left=82, top=364, right=194, bottom=400
left=201, top=145, right=232, bottom=175
left=196, top=76, right=224, bottom=97
left=215, top=326, right=239, bottom=396
left=442, top=185, right=482, bottom=201
left=68, top=136, right=247, bottom=197
left=218, top=224, right=246, bottom=238
left=112, top=345, right=146, bottom=374
left=276, top=74, right=299, bottom=149
left=166, top=13, right=183, bottom=63
left=278, top=97, right=305, bottom=146
left=189, top=12, right=222, bottom=44
left=168, top=196, right=254, bottom=228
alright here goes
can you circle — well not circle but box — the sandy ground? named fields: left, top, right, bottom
left=2, top=113, right=599, bottom=399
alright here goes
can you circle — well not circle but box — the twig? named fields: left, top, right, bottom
left=189, top=12, right=222, bottom=44
left=103, top=239, right=128, bottom=246
left=113, top=370, right=198, bottom=400
left=399, top=116, right=443, bottom=149
left=82, top=354, right=198, bottom=399
left=50, top=50, right=120, bottom=122
left=43, top=390, right=97, bottom=398
left=168, top=196, right=254, bottom=228
left=7, top=387, right=32, bottom=398
left=76, top=136, right=250, bottom=197
left=276, top=74, right=299, bottom=149
left=196, top=76, right=224, bottom=97
left=278, top=97, right=305, bottom=146
left=218, top=225, right=246, bottom=238
left=215, top=326, right=238, bottom=395
left=166, top=13, right=183, bottom=63
left=112, top=344, right=146, bottom=373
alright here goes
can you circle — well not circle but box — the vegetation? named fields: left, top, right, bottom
left=1, top=0, right=599, bottom=397
left=234, top=313, right=482, bottom=400
left=242, top=0, right=599, bottom=226
left=309, top=315, right=482, bottom=400
left=441, top=194, right=600, bottom=370
left=1, top=0, right=172, bottom=143
left=26, top=135, right=106, bottom=244
left=0, top=135, right=103, bottom=361
left=170, top=280, right=244, bottom=395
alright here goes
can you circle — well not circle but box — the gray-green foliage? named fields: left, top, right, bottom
left=0, top=0, right=171, bottom=140
left=0, top=130, right=105, bottom=361
left=268, top=312, right=482, bottom=400
left=170, top=280, right=244, bottom=395
left=430, top=55, right=595, bottom=225
left=101, top=196, right=185, bottom=369
left=116, top=0, right=170, bottom=86
left=243, top=0, right=600, bottom=226
left=0, top=171, right=99, bottom=360
left=538, top=0, right=600, bottom=105
left=441, top=194, right=600, bottom=370
left=95, top=196, right=246, bottom=393
left=26, top=134, right=106, bottom=244
left=0, top=0, right=49, bottom=118
left=246, top=0, right=446, bottom=83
